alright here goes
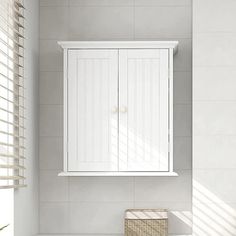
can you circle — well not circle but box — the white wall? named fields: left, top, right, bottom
left=193, top=0, right=236, bottom=235
left=14, top=0, right=39, bottom=236
left=39, top=0, right=192, bottom=235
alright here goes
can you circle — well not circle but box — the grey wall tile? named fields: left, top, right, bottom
left=193, top=1, right=236, bottom=235
left=40, top=0, right=69, bottom=6
left=39, top=137, right=63, bottom=170
left=168, top=210, right=192, bottom=235
left=194, top=102, right=236, bottom=135
left=194, top=67, right=236, bottom=101
left=69, top=6, right=134, bottom=40
left=194, top=0, right=236, bottom=33
left=174, top=136, right=192, bottom=170
left=40, top=105, right=63, bottom=136
left=134, top=201, right=192, bottom=210
left=135, top=0, right=191, bottom=6
left=40, top=6, right=69, bottom=40
left=194, top=33, right=236, bottom=67
left=40, top=40, right=63, bottom=72
left=174, top=71, right=192, bottom=104
left=40, top=203, right=69, bottom=233
left=174, top=104, right=192, bottom=137
left=69, top=202, right=133, bottom=234
left=194, top=135, right=236, bottom=169
left=69, top=0, right=134, bottom=6
left=40, top=170, right=68, bottom=202
left=193, top=169, right=236, bottom=203
left=134, top=170, right=192, bottom=202
left=134, top=6, right=191, bottom=38
left=192, top=201, right=236, bottom=236
left=174, top=39, right=192, bottom=72
left=69, top=177, right=134, bottom=202
left=40, top=72, right=63, bottom=105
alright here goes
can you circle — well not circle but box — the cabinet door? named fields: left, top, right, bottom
left=119, top=49, right=169, bottom=171
left=67, top=50, right=118, bottom=171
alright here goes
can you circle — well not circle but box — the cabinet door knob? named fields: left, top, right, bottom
left=120, top=106, right=127, bottom=113
left=111, top=106, right=118, bottom=113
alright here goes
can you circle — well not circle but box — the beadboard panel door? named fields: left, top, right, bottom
left=119, top=49, right=169, bottom=171
left=67, top=50, right=118, bottom=171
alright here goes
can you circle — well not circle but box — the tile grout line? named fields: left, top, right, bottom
left=133, top=0, right=135, bottom=40
left=133, top=176, right=135, bottom=208
left=68, top=175, right=70, bottom=233
left=39, top=37, right=192, bottom=40
left=40, top=200, right=193, bottom=204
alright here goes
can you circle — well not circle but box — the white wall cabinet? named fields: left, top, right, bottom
left=58, top=41, right=178, bottom=176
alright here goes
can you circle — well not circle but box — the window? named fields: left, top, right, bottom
left=0, top=189, right=14, bottom=236
left=0, top=0, right=25, bottom=189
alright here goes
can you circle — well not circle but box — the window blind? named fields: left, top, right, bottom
left=0, top=0, right=25, bottom=189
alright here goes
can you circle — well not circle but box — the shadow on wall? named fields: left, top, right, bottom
left=193, top=180, right=236, bottom=236
left=170, top=210, right=192, bottom=234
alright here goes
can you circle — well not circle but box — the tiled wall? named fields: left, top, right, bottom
left=14, top=1, right=39, bottom=236
left=39, top=0, right=192, bottom=235
left=193, top=0, right=236, bottom=235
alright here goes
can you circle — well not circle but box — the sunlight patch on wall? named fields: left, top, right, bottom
left=193, top=180, right=236, bottom=236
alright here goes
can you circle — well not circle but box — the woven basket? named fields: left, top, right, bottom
left=124, top=209, right=168, bottom=236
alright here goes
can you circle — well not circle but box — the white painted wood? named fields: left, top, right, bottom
left=59, top=41, right=177, bottom=176
left=63, top=48, right=68, bottom=172
left=58, top=41, right=178, bottom=53
left=67, top=50, right=118, bottom=171
left=160, top=50, right=170, bottom=171
left=119, top=49, right=169, bottom=171
left=168, top=48, right=174, bottom=172
left=58, top=171, right=178, bottom=177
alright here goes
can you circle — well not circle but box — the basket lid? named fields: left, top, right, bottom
left=125, top=209, right=168, bottom=219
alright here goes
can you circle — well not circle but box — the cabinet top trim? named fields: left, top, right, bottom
left=58, top=172, right=178, bottom=177
left=58, top=41, right=178, bottom=52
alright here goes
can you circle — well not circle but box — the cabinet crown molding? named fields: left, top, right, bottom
left=58, top=41, right=178, bottom=53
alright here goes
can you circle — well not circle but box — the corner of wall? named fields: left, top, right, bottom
left=14, top=0, right=40, bottom=236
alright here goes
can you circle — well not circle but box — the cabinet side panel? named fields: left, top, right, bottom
left=168, top=48, right=174, bottom=172
left=64, top=49, right=68, bottom=172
